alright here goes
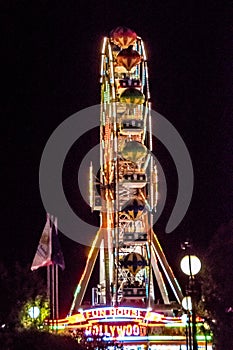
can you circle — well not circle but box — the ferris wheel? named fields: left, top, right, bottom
left=69, top=27, right=183, bottom=315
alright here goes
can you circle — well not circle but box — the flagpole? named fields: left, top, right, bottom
left=51, top=264, right=55, bottom=328
left=47, top=264, right=51, bottom=330
left=47, top=265, right=50, bottom=300
left=55, top=263, right=59, bottom=320
left=31, top=213, right=64, bottom=332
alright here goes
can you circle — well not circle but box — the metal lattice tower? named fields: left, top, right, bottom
left=69, top=27, right=183, bottom=316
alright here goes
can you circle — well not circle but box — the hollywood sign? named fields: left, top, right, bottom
left=86, top=323, right=147, bottom=337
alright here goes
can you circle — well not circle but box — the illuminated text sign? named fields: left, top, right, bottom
left=83, top=307, right=146, bottom=321
left=86, top=323, right=147, bottom=337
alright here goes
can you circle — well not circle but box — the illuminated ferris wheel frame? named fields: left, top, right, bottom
left=69, top=28, right=183, bottom=319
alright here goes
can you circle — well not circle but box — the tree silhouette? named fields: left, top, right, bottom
left=0, top=262, right=46, bottom=329
left=0, top=330, right=83, bottom=350
left=199, top=219, right=233, bottom=349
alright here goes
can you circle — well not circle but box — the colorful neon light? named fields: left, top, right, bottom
left=86, top=323, right=147, bottom=337
left=82, top=307, right=147, bottom=320
left=64, top=307, right=180, bottom=325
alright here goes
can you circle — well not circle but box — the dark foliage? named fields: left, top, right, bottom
left=0, top=262, right=46, bottom=329
left=199, top=219, right=233, bottom=349
left=0, top=330, right=82, bottom=350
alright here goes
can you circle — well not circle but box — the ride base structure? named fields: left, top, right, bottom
left=56, top=27, right=212, bottom=350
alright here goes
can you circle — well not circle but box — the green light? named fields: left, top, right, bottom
left=196, top=335, right=212, bottom=341
left=165, top=323, right=185, bottom=328
left=51, top=325, right=65, bottom=330
left=148, top=335, right=186, bottom=341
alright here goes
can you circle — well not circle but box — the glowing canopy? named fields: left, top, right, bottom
left=116, top=46, right=141, bottom=71
left=110, top=26, right=137, bottom=48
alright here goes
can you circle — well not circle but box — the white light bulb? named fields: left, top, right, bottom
left=180, top=255, right=201, bottom=276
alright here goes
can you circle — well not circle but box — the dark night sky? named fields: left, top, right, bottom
left=1, top=0, right=232, bottom=316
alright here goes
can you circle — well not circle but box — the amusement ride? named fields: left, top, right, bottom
left=56, top=27, right=212, bottom=350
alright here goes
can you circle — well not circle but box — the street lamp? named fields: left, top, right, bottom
left=180, top=255, right=201, bottom=277
left=28, top=306, right=40, bottom=328
left=182, top=296, right=193, bottom=350
left=180, top=254, right=201, bottom=350
left=28, top=306, right=40, bottom=319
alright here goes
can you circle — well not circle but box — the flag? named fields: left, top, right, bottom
left=31, top=214, right=65, bottom=271
left=31, top=213, right=52, bottom=271
left=51, top=216, right=65, bottom=270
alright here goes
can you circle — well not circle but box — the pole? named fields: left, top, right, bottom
left=185, top=322, right=189, bottom=350
left=188, top=311, right=192, bottom=350
left=180, top=244, right=201, bottom=350
left=55, top=264, right=59, bottom=319
left=55, top=264, right=59, bottom=332
left=51, top=264, right=55, bottom=329
left=188, top=251, right=197, bottom=350
left=192, top=305, right=198, bottom=350
left=47, top=265, right=50, bottom=300
left=47, top=265, right=51, bottom=330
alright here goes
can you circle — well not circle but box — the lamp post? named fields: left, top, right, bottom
left=180, top=253, right=201, bottom=350
left=182, top=296, right=192, bottom=350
